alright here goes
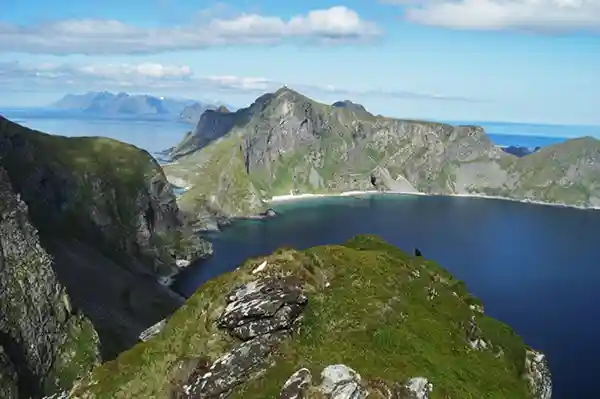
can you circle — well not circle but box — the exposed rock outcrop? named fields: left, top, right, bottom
left=525, top=349, right=552, bottom=399
left=174, top=277, right=307, bottom=398
left=0, top=166, right=101, bottom=398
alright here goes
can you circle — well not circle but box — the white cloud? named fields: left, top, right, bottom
left=0, top=6, right=380, bottom=55
left=382, top=0, right=600, bottom=32
left=0, top=61, right=482, bottom=102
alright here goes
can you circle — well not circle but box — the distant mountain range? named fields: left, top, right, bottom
left=50, top=91, right=232, bottom=123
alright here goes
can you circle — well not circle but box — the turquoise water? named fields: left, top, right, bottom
left=174, top=195, right=600, bottom=399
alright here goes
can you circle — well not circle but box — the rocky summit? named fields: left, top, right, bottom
left=164, top=87, right=600, bottom=230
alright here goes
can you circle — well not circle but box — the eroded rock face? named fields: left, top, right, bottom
left=0, top=116, right=209, bottom=278
left=279, top=368, right=312, bottom=399
left=0, top=346, right=18, bottom=399
left=218, top=276, right=308, bottom=340
left=525, top=349, right=552, bottom=399
left=176, top=277, right=308, bottom=398
left=319, top=364, right=367, bottom=399
left=0, top=166, right=100, bottom=398
left=181, top=332, right=287, bottom=398
left=397, top=377, right=433, bottom=399
left=279, top=365, right=433, bottom=399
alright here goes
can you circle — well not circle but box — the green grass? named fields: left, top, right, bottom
left=73, top=235, right=533, bottom=399
left=44, top=314, right=100, bottom=394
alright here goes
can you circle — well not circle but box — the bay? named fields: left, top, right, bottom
left=174, top=195, right=600, bottom=399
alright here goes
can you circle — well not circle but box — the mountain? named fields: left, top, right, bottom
left=50, top=91, right=200, bottom=118
left=0, top=116, right=551, bottom=398
left=65, top=235, right=551, bottom=399
left=0, top=117, right=210, bottom=397
left=179, top=103, right=233, bottom=124
left=163, top=87, right=600, bottom=229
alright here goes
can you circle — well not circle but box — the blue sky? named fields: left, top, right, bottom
left=1, top=0, right=599, bottom=125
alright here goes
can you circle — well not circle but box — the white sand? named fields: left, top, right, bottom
left=269, top=190, right=600, bottom=211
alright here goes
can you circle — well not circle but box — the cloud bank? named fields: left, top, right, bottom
left=0, top=61, right=483, bottom=103
left=0, top=6, right=380, bottom=55
left=382, top=0, right=600, bottom=32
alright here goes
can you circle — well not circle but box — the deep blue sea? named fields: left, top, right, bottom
left=174, top=195, right=600, bottom=399
left=3, top=110, right=600, bottom=398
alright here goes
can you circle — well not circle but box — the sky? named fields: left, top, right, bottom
left=1, top=0, right=599, bottom=125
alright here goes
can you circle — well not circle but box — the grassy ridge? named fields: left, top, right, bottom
left=74, top=235, right=533, bottom=399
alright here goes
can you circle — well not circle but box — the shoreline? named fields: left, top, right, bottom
left=268, top=190, right=600, bottom=211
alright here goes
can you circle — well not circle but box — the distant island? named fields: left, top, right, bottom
left=49, top=91, right=229, bottom=123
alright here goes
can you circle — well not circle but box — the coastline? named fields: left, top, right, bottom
left=268, top=190, right=600, bottom=211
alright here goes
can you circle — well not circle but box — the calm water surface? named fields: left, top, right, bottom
left=174, top=195, right=600, bottom=399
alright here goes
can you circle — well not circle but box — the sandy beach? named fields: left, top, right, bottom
left=269, top=190, right=600, bottom=211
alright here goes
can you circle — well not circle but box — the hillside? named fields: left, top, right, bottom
left=164, top=87, right=600, bottom=229
left=0, top=117, right=211, bottom=398
left=63, top=235, right=551, bottom=399
left=50, top=92, right=200, bottom=118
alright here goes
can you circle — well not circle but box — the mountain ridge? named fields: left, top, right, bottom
left=50, top=91, right=215, bottom=120
left=163, top=86, right=600, bottom=230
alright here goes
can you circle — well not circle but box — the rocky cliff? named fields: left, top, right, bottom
left=164, top=87, right=600, bottom=227
left=65, top=235, right=551, bottom=399
left=0, top=166, right=100, bottom=399
left=0, top=117, right=212, bottom=391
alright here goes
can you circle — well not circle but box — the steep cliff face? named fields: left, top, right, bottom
left=172, top=106, right=240, bottom=159
left=164, top=87, right=600, bottom=224
left=0, top=116, right=209, bottom=278
left=67, top=235, right=551, bottom=399
left=0, top=117, right=211, bottom=360
left=0, top=167, right=101, bottom=399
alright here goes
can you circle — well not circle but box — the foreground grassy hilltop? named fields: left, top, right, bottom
left=68, top=235, right=551, bottom=399
left=163, top=87, right=600, bottom=230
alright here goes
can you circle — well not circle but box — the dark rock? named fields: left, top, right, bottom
left=262, top=208, right=277, bottom=218
left=414, top=248, right=422, bottom=257
left=0, top=166, right=100, bottom=397
left=279, top=368, right=312, bottom=399
left=218, top=277, right=307, bottom=340
left=0, top=346, right=18, bottom=399
left=181, top=332, right=287, bottom=398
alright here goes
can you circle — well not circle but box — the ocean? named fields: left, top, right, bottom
left=174, top=195, right=600, bottom=399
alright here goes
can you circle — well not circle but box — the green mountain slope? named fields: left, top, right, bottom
left=164, top=88, right=600, bottom=227
left=0, top=117, right=212, bottom=397
left=67, top=235, right=551, bottom=399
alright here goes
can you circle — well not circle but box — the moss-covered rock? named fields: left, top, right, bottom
left=69, top=235, right=551, bottom=399
left=0, top=166, right=101, bottom=398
